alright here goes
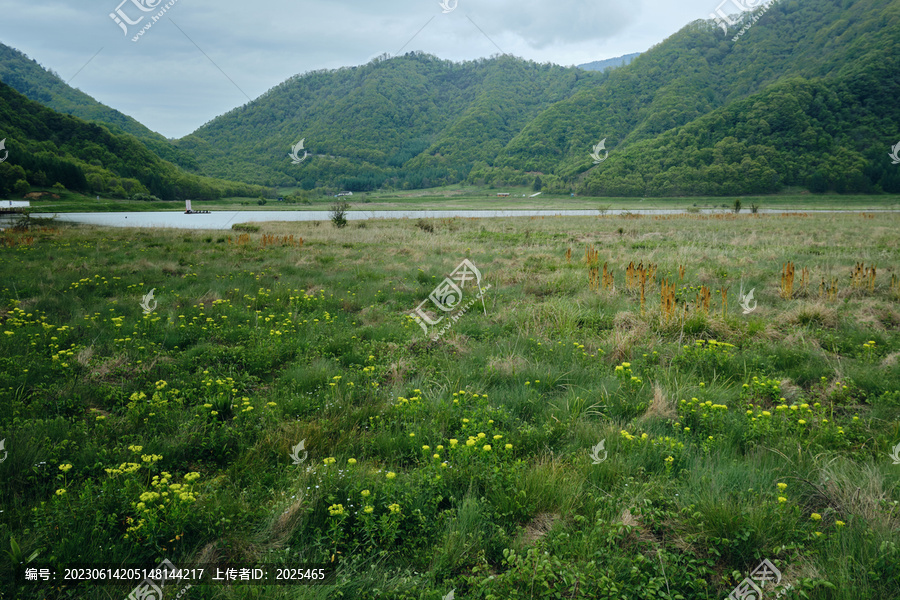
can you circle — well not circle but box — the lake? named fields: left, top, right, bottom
left=6, top=208, right=894, bottom=230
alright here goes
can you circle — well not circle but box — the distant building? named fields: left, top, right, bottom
left=334, top=191, right=353, bottom=198
left=496, top=193, right=510, bottom=197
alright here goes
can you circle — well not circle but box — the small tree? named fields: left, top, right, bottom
left=13, top=179, right=30, bottom=196
left=733, top=198, right=742, bottom=213
left=330, top=201, right=350, bottom=228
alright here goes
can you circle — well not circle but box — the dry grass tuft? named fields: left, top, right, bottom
left=488, top=354, right=529, bottom=377
left=642, top=384, right=677, bottom=421
left=76, top=346, right=94, bottom=366
left=387, top=358, right=413, bottom=385
left=780, top=302, right=839, bottom=328
left=818, top=461, right=900, bottom=532
left=777, top=378, right=804, bottom=402
left=271, top=494, right=307, bottom=543
left=519, top=512, right=559, bottom=546
left=609, top=312, right=649, bottom=363
left=89, top=355, right=127, bottom=381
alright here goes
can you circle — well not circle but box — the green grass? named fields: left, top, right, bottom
left=0, top=212, right=898, bottom=599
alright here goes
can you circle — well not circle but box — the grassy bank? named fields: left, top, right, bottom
left=1, top=212, right=899, bottom=599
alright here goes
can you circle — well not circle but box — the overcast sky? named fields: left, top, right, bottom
left=0, top=0, right=727, bottom=139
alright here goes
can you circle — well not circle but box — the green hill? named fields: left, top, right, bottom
left=0, top=44, right=200, bottom=171
left=0, top=82, right=267, bottom=200
left=495, top=0, right=900, bottom=195
left=179, top=0, right=900, bottom=196
left=176, top=53, right=608, bottom=191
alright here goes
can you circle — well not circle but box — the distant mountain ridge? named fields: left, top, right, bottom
left=577, top=53, right=641, bottom=72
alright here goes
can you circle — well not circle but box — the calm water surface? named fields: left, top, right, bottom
left=13, top=208, right=894, bottom=230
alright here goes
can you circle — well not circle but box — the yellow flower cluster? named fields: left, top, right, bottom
left=395, top=392, right=423, bottom=408
left=105, top=462, right=142, bottom=476
left=328, top=504, right=345, bottom=516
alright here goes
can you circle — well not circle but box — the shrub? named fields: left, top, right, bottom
left=330, top=201, right=350, bottom=228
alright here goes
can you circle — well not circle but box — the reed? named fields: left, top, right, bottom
left=585, top=245, right=599, bottom=291
left=696, top=286, right=711, bottom=315
left=780, top=262, right=795, bottom=299
left=799, top=267, right=810, bottom=295
left=602, top=262, right=614, bottom=291
left=660, top=278, right=677, bottom=323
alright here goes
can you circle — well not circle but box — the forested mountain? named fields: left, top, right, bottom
left=176, top=54, right=608, bottom=191
left=179, top=0, right=900, bottom=196
left=3, top=0, right=898, bottom=197
left=0, top=44, right=200, bottom=171
left=577, top=53, right=641, bottom=72
left=0, top=82, right=268, bottom=200
left=495, top=0, right=900, bottom=195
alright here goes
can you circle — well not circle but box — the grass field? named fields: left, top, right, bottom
left=9, top=187, right=900, bottom=214
left=1, top=211, right=899, bottom=599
